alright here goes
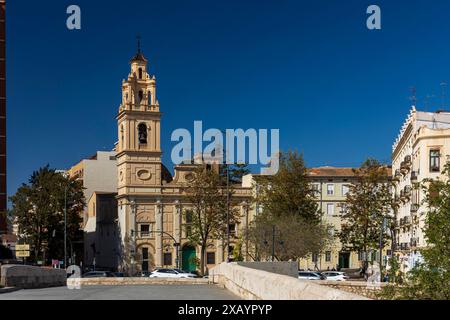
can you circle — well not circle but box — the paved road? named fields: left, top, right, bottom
left=0, top=285, right=239, bottom=300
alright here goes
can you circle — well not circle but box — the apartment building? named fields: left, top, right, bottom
left=392, top=107, right=450, bottom=272
left=67, top=151, right=118, bottom=226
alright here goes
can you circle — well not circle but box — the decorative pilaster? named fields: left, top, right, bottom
left=155, top=200, right=163, bottom=266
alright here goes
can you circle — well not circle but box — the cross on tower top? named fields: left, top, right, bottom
left=137, top=35, right=141, bottom=54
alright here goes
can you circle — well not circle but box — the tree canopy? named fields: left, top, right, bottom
left=9, top=165, right=85, bottom=264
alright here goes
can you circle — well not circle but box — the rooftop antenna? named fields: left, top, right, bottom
left=440, top=81, right=447, bottom=110
left=424, top=93, right=436, bottom=112
left=409, top=86, right=417, bottom=107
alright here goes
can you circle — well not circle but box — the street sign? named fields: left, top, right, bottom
left=16, top=244, right=30, bottom=251
left=16, top=250, right=30, bottom=257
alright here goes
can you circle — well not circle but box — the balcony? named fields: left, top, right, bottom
left=400, top=156, right=412, bottom=174
left=404, top=155, right=412, bottom=166
left=403, top=185, right=412, bottom=199
left=399, top=216, right=411, bottom=226
left=399, top=242, right=410, bottom=251
left=400, top=161, right=407, bottom=173
left=410, top=203, right=419, bottom=213
left=410, top=237, right=419, bottom=248
left=393, top=169, right=401, bottom=182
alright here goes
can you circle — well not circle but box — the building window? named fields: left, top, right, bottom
left=138, top=123, right=147, bottom=144
left=185, top=211, right=193, bottom=223
left=325, top=251, right=331, bottom=262
left=142, top=247, right=149, bottom=272
left=430, top=150, right=440, bottom=172
left=327, top=184, right=334, bottom=195
left=342, top=185, right=349, bottom=196
left=163, top=252, right=172, bottom=266
left=311, top=183, right=319, bottom=193
left=185, top=225, right=192, bottom=238
left=327, top=203, right=334, bottom=216
left=138, top=68, right=143, bottom=79
left=229, top=223, right=236, bottom=237
left=140, top=224, right=150, bottom=237
left=206, top=252, right=216, bottom=265
left=312, top=253, right=318, bottom=263
left=148, top=91, right=152, bottom=105
left=358, top=251, right=364, bottom=261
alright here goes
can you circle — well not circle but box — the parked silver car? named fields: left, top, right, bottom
left=298, top=271, right=325, bottom=280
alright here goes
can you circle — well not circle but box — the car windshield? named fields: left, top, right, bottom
left=174, top=269, right=185, bottom=273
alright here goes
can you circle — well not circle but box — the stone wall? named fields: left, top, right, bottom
left=209, top=263, right=369, bottom=300
left=0, top=265, right=67, bottom=289
left=318, top=280, right=387, bottom=300
left=236, top=261, right=298, bottom=278
left=66, top=277, right=209, bottom=286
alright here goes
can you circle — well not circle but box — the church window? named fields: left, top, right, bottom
left=138, top=68, right=143, bottom=79
left=148, top=91, right=152, bottom=105
left=138, top=90, right=143, bottom=104
left=138, top=123, right=147, bottom=144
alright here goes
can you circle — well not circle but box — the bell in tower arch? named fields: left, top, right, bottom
left=138, top=123, right=148, bottom=144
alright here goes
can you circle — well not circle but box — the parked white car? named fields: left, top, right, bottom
left=149, top=268, right=196, bottom=278
left=298, top=271, right=325, bottom=280
left=321, top=271, right=349, bottom=281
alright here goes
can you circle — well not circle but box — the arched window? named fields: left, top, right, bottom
left=138, top=68, right=143, bottom=79
left=138, top=90, right=143, bottom=104
left=148, top=91, right=152, bottom=105
left=138, top=123, right=147, bottom=144
left=120, top=125, right=124, bottom=145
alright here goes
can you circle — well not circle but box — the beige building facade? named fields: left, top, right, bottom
left=392, top=107, right=450, bottom=272
left=243, top=167, right=391, bottom=271
left=115, top=48, right=252, bottom=274
left=67, top=151, right=118, bottom=227
left=301, top=167, right=360, bottom=271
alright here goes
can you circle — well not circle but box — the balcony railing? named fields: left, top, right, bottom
left=399, top=216, right=412, bottom=226
left=400, top=161, right=406, bottom=172
left=399, top=242, right=410, bottom=251
left=410, top=237, right=419, bottom=248
left=404, top=155, right=412, bottom=166
left=404, top=185, right=412, bottom=198
left=393, top=169, right=401, bottom=181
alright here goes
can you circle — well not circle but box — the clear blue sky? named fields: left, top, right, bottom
left=7, top=0, right=450, bottom=200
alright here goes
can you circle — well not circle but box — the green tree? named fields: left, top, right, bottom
left=339, top=158, right=393, bottom=274
left=9, top=166, right=84, bottom=264
left=219, top=163, right=250, bottom=184
left=256, top=151, right=319, bottom=221
left=183, top=166, right=238, bottom=275
left=382, top=162, right=450, bottom=300
left=249, top=151, right=332, bottom=261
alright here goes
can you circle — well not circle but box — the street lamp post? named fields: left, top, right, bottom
left=263, top=225, right=283, bottom=262
left=130, top=200, right=137, bottom=276
left=64, top=185, right=67, bottom=269
left=379, top=216, right=387, bottom=282
left=226, top=162, right=230, bottom=263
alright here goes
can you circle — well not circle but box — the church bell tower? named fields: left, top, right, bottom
left=116, top=41, right=163, bottom=197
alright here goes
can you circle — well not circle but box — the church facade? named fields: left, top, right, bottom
left=115, top=47, right=252, bottom=274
